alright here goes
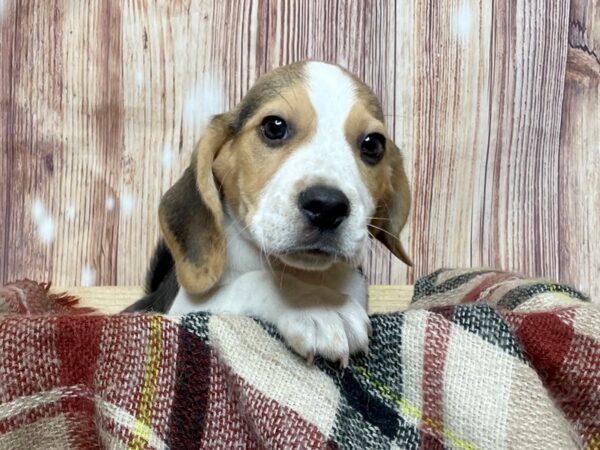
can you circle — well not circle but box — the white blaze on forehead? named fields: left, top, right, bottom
left=305, top=62, right=356, bottom=131
left=295, top=62, right=364, bottom=185
left=300, top=62, right=372, bottom=208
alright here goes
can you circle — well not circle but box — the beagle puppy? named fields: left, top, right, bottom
left=126, top=61, right=411, bottom=366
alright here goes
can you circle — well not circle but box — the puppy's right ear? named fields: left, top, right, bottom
left=159, top=114, right=232, bottom=294
left=371, top=142, right=413, bottom=266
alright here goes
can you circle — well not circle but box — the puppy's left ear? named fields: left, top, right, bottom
left=372, top=143, right=413, bottom=266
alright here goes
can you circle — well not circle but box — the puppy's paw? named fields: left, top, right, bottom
left=276, top=301, right=370, bottom=367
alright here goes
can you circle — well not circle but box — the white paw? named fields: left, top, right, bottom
left=276, top=300, right=371, bottom=367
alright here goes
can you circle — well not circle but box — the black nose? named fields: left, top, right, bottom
left=298, top=185, right=350, bottom=230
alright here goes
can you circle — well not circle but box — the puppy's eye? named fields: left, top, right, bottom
left=360, top=133, right=386, bottom=164
left=261, top=116, right=288, bottom=142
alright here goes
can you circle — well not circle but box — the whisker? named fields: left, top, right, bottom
left=366, top=216, right=394, bottom=222
left=279, top=261, right=286, bottom=289
left=261, top=244, right=276, bottom=275
left=365, top=233, right=394, bottom=258
left=367, top=223, right=402, bottom=243
left=264, top=244, right=278, bottom=276
left=366, top=236, right=377, bottom=252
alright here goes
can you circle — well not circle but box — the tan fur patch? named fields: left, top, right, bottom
left=344, top=84, right=412, bottom=265
left=213, top=82, right=317, bottom=225
left=344, top=103, right=392, bottom=203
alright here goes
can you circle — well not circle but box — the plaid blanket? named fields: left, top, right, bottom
left=0, top=269, right=598, bottom=449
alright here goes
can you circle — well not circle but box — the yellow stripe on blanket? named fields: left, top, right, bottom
left=355, top=366, right=477, bottom=450
left=129, top=316, right=163, bottom=450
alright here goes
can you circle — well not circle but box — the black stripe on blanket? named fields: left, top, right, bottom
left=451, top=304, right=527, bottom=360
left=498, top=283, right=589, bottom=310
left=412, top=270, right=494, bottom=302
left=167, top=326, right=212, bottom=447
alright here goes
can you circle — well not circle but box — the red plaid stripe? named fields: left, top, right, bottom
left=511, top=308, right=600, bottom=448
left=0, top=317, right=61, bottom=400
left=420, top=312, right=453, bottom=447
left=57, top=315, right=104, bottom=448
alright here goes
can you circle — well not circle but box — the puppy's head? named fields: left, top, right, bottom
left=161, top=61, right=411, bottom=294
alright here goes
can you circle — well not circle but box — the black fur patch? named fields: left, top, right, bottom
left=123, top=241, right=180, bottom=313
left=160, top=164, right=218, bottom=266
left=145, top=239, right=175, bottom=293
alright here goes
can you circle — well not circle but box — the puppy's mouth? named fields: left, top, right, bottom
left=275, top=246, right=345, bottom=271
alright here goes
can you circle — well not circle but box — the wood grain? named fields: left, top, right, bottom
left=484, top=0, right=570, bottom=278
left=1, top=1, right=65, bottom=286
left=1, top=0, right=599, bottom=301
left=559, top=0, right=600, bottom=297
left=52, top=285, right=414, bottom=315
left=411, top=0, right=573, bottom=280
left=411, top=0, right=494, bottom=275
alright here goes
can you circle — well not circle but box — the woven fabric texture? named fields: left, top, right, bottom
left=0, top=270, right=598, bottom=449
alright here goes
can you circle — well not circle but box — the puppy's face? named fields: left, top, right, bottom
left=213, top=62, right=407, bottom=270
left=160, top=61, right=410, bottom=294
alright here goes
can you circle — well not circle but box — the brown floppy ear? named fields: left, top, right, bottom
left=159, top=114, right=232, bottom=294
left=372, top=143, right=413, bottom=266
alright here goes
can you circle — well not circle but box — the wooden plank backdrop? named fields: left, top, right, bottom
left=0, top=0, right=599, bottom=299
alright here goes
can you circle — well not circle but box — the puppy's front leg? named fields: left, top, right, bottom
left=183, top=270, right=370, bottom=366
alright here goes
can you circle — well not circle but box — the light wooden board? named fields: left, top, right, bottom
left=1, top=0, right=599, bottom=300
left=52, top=285, right=414, bottom=315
